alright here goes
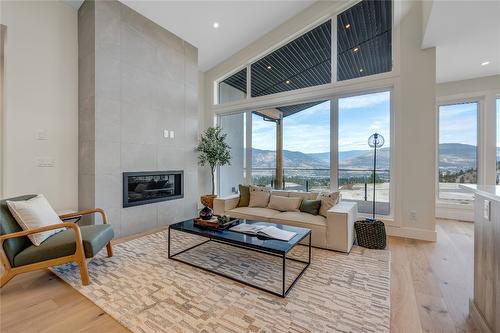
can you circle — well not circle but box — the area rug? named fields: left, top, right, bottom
left=51, top=229, right=391, bottom=333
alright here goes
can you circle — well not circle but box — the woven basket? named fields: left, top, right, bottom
left=354, top=219, right=387, bottom=249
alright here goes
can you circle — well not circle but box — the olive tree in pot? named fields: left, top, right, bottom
left=196, top=126, right=231, bottom=209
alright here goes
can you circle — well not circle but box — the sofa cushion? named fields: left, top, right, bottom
left=270, top=190, right=289, bottom=197
left=317, top=191, right=340, bottom=217
left=270, top=212, right=327, bottom=248
left=237, top=185, right=250, bottom=207
left=299, top=199, right=321, bottom=215
left=267, top=195, right=302, bottom=212
left=13, top=224, right=114, bottom=267
left=289, top=191, right=318, bottom=200
left=226, top=207, right=280, bottom=220
left=271, top=211, right=326, bottom=227
left=248, top=186, right=271, bottom=208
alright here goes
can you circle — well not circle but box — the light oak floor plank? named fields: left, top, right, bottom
left=1, top=219, right=477, bottom=333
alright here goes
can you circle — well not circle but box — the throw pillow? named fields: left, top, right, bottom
left=237, top=184, right=250, bottom=207
left=317, top=191, right=341, bottom=217
left=248, top=185, right=271, bottom=208
left=299, top=199, right=321, bottom=215
left=267, top=195, right=302, bottom=212
left=6, top=194, right=64, bottom=246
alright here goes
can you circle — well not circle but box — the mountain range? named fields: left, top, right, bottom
left=251, top=143, right=495, bottom=171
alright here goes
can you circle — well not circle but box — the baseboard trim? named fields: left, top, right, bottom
left=469, top=299, right=493, bottom=333
left=386, top=225, right=437, bottom=241
left=436, top=202, right=474, bottom=222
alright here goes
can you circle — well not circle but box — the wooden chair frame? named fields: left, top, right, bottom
left=0, top=208, right=113, bottom=287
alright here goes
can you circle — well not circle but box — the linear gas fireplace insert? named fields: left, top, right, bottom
left=123, top=171, right=183, bottom=208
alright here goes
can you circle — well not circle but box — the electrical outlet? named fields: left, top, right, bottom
left=409, top=211, right=417, bottom=221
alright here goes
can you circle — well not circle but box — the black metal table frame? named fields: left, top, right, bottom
left=168, top=227, right=311, bottom=298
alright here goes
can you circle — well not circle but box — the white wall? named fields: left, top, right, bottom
left=202, top=0, right=438, bottom=241
left=1, top=1, right=78, bottom=211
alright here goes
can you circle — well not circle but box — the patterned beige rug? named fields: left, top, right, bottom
left=51, top=229, right=391, bottom=333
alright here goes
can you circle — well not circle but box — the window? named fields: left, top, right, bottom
left=218, top=112, right=246, bottom=196
left=252, top=112, right=276, bottom=187
left=438, top=102, right=478, bottom=201
left=338, top=91, right=391, bottom=215
left=219, top=68, right=247, bottom=104
left=250, top=20, right=331, bottom=97
left=497, top=98, right=500, bottom=184
left=282, top=100, right=330, bottom=192
left=337, top=0, right=392, bottom=81
left=217, top=0, right=394, bottom=103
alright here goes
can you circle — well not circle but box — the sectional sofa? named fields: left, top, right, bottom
left=214, top=190, right=358, bottom=253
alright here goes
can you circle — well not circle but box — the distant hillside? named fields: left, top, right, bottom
left=252, top=143, right=480, bottom=171
left=439, top=143, right=477, bottom=170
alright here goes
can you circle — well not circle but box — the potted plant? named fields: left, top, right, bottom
left=196, top=126, right=231, bottom=209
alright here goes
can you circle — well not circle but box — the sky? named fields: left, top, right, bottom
left=439, top=102, right=477, bottom=146
left=252, top=91, right=391, bottom=153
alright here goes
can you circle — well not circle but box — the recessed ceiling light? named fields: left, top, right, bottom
left=345, top=23, right=351, bottom=29
left=285, top=80, right=291, bottom=84
left=481, top=61, right=490, bottom=66
left=213, top=22, right=219, bottom=29
left=267, top=65, right=272, bottom=70
left=353, top=47, right=359, bottom=52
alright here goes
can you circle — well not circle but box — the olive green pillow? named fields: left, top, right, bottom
left=299, top=199, right=321, bottom=216
left=237, top=185, right=250, bottom=207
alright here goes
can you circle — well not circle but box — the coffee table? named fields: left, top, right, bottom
left=168, top=219, right=311, bottom=297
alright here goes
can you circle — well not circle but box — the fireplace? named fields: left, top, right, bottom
left=123, top=171, right=183, bottom=207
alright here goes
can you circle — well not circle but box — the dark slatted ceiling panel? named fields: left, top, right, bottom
left=220, top=68, right=247, bottom=93
left=337, top=0, right=392, bottom=81
left=277, top=100, right=326, bottom=118
left=250, top=20, right=331, bottom=97
left=220, top=0, right=392, bottom=99
left=253, top=100, right=327, bottom=120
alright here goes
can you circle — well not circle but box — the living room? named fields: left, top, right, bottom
left=1, top=0, right=499, bottom=332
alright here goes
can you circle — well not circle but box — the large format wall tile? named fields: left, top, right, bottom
left=79, top=0, right=199, bottom=237
left=95, top=97, right=120, bottom=142
left=121, top=143, right=157, bottom=172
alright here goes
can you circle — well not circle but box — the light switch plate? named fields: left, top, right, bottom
left=36, top=129, right=48, bottom=140
left=163, top=130, right=169, bottom=138
left=37, top=158, right=55, bottom=167
left=170, top=131, right=175, bottom=139
left=483, top=200, right=490, bottom=221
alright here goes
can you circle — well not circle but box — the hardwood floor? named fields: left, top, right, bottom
left=0, top=219, right=477, bottom=333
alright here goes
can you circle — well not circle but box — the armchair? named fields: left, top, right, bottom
left=0, top=195, right=114, bottom=287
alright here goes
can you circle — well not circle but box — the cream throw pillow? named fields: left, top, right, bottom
left=317, top=191, right=341, bottom=217
left=267, top=195, right=302, bottom=212
left=248, top=185, right=271, bottom=208
left=7, top=195, right=64, bottom=246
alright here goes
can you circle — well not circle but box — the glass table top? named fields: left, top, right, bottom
left=169, top=219, right=311, bottom=254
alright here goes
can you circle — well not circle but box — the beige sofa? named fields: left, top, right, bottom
left=214, top=191, right=358, bottom=253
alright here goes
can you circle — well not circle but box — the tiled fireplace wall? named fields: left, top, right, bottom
left=78, top=0, right=199, bottom=237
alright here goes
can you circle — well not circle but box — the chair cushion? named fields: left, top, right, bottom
left=7, top=194, right=64, bottom=246
left=226, top=207, right=281, bottom=220
left=1, top=195, right=36, bottom=267
left=13, top=224, right=114, bottom=267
